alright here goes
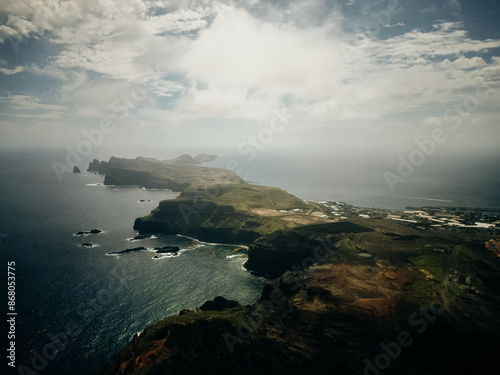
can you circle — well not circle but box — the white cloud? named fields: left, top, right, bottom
left=368, top=22, right=500, bottom=66
left=441, top=56, right=487, bottom=70
left=0, top=66, right=24, bottom=75
left=288, top=21, right=500, bottom=123
left=0, top=0, right=499, bottom=134
left=384, top=22, right=405, bottom=28
left=177, top=6, right=343, bottom=119
left=0, top=25, right=17, bottom=42
left=0, top=94, right=68, bottom=120
left=26, top=64, right=69, bottom=81
left=5, top=15, right=37, bottom=36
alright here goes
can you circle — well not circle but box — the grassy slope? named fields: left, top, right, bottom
left=104, top=157, right=244, bottom=189
left=137, top=184, right=317, bottom=241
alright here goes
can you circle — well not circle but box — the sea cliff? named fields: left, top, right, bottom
left=95, top=156, right=500, bottom=375
left=102, top=156, right=242, bottom=190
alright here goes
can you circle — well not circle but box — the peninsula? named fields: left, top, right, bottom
left=95, top=155, right=500, bottom=375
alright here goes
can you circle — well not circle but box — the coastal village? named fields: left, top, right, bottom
left=308, top=200, right=500, bottom=288
left=313, top=200, right=500, bottom=234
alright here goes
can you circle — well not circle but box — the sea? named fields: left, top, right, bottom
left=0, top=148, right=499, bottom=374
left=0, top=149, right=267, bottom=375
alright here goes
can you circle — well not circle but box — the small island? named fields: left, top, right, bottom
left=75, top=229, right=102, bottom=236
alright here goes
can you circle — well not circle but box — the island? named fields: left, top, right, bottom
left=95, top=155, right=500, bottom=375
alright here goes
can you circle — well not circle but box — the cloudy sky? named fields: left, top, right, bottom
left=0, top=0, right=499, bottom=165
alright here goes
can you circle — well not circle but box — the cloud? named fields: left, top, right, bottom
left=0, top=65, right=24, bottom=75
left=0, top=94, right=67, bottom=116
left=26, top=64, right=69, bottom=81
left=384, top=22, right=405, bottom=28
left=296, top=21, right=500, bottom=122
left=441, top=56, right=487, bottom=70
left=368, top=22, right=500, bottom=64
left=0, top=0, right=499, bottom=138
left=0, top=25, right=17, bottom=42
left=181, top=7, right=341, bottom=87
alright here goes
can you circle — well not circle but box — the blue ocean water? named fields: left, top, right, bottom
left=0, top=150, right=267, bottom=375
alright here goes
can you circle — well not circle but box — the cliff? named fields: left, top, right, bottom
left=87, top=158, right=101, bottom=172
left=94, top=156, right=500, bottom=375
left=99, top=218, right=500, bottom=375
left=134, top=183, right=317, bottom=245
left=102, top=156, right=242, bottom=191
left=245, top=221, right=373, bottom=276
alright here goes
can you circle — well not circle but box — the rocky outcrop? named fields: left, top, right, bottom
left=107, top=246, right=181, bottom=256
left=73, top=166, right=81, bottom=173
left=155, top=246, right=180, bottom=254
left=107, top=247, right=147, bottom=255
left=98, top=161, right=109, bottom=174
left=75, top=229, right=102, bottom=236
left=130, top=234, right=152, bottom=241
left=199, top=296, right=239, bottom=311
left=87, top=159, right=101, bottom=172
left=86, top=159, right=109, bottom=174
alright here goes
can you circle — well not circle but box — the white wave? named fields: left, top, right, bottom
left=152, top=253, right=178, bottom=260
left=226, top=254, right=247, bottom=259
left=79, top=244, right=100, bottom=248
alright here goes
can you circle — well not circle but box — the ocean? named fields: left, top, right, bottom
left=0, top=149, right=267, bottom=375
left=0, top=148, right=499, bottom=374
left=212, top=150, right=500, bottom=211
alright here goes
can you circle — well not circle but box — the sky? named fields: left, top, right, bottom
left=0, top=0, right=499, bottom=168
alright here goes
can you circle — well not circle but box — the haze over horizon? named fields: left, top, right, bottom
left=0, top=0, right=499, bottom=182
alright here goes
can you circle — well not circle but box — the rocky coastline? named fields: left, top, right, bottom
left=93, top=155, right=500, bottom=375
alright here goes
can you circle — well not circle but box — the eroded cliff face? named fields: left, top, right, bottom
left=87, top=158, right=101, bottom=172
left=133, top=183, right=316, bottom=245
left=245, top=221, right=374, bottom=276
left=133, top=199, right=267, bottom=243
left=245, top=230, right=320, bottom=276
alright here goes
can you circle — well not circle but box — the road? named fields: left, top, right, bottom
left=442, top=245, right=460, bottom=285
